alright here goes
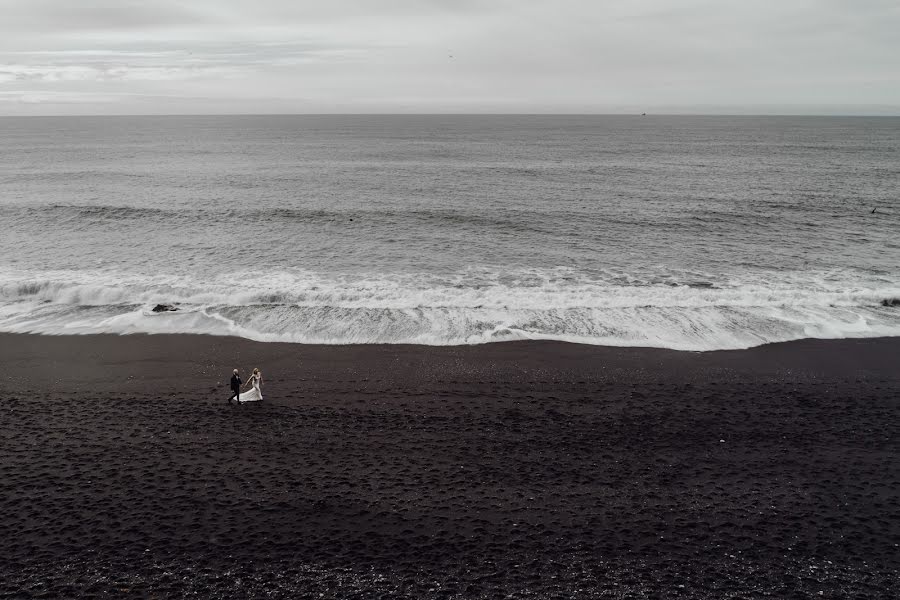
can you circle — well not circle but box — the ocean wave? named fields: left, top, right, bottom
left=0, top=268, right=898, bottom=351
left=19, top=203, right=557, bottom=235
left=27, top=204, right=184, bottom=223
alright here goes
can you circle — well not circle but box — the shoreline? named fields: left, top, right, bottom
left=6, top=328, right=899, bottom=348
left=2, top=331, right=899, bottom=390
left=6, top=328, right=900, bottom=350
left=2, top=332, right=898, bottom=597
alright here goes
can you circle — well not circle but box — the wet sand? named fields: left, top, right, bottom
left=1, top=333, right=898, bottom=598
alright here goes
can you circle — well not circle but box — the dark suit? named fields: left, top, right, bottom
left=228, top=374, right=242, bottom=401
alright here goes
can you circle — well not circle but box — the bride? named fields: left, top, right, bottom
left=239, top=367, right=263, bottom=402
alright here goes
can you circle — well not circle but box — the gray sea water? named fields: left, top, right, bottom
left=1, top=115, right=898, bottom=350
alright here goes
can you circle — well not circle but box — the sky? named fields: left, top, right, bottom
left=0, top=0, right=898, bottom=115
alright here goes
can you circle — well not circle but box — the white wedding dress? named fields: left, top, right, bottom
left=239, top=374, right=263, bottom=402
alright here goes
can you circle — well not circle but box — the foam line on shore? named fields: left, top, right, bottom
left=1, top=267, right=898, bottom=351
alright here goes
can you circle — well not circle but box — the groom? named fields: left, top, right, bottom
left=228, top=368, right=242, bottom=402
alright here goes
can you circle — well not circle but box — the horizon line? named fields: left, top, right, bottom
left=1, top=112, right=899, bottom=118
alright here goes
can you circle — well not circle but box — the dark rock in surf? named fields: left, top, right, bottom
left=881, top=298, right=900, bottom=307
left=151, top=304, right=178, bottom=313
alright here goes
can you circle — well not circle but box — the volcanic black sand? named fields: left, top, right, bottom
left=1, top=333, right=898, bottom=598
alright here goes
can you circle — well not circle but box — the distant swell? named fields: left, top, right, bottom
left=16, top=204, right=560, bottom=235
left=1, top=268, right=899, bottom=351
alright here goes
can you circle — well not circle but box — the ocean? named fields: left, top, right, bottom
left=1, top=115, right=897, bottom=350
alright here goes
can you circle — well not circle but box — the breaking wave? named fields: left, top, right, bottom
left=1, top=267, right=899, bottom=351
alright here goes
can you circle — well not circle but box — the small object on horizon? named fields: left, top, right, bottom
left=641, top=112, right=646, bottom=116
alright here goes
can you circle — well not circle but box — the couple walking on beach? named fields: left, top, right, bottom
left=228, top=367, right=263, bottom=402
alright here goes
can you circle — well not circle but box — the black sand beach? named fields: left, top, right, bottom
left=1, top=333, right=898, bottom=598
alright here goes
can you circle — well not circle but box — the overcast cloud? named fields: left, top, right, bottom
left=0, top=0, right=898, bottom=114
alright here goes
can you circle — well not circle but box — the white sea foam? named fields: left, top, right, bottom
left=0, top=268, right=898, bottom=351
